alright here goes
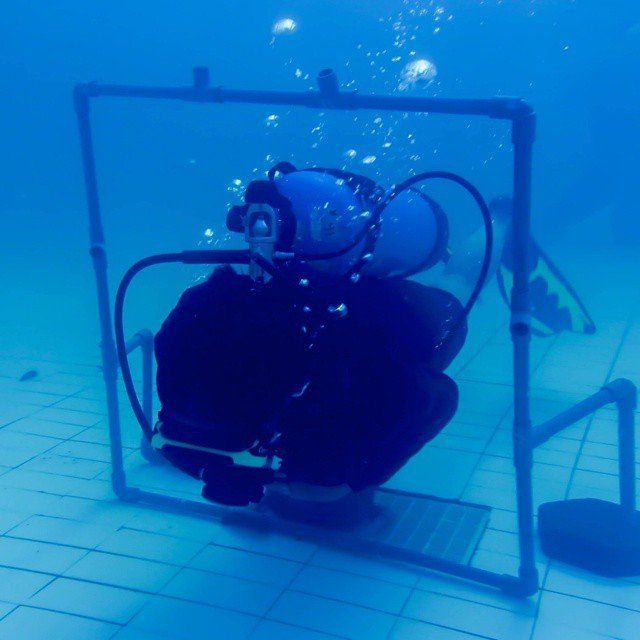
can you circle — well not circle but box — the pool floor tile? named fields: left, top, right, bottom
left=0, top=566, right=53, bottom=603
left=535, top=590, right=640, bottom=640
left=268, top=591, right=397, bottom=640
left=27, top=577, right=150, bottom=624
left=405, top=589, right=536, bottom=640
left=0, top=606, right=118, bottom=640
left=389, top=617, right=491, bottom=640
left=129, top=595, right=258, bottom=639
left=544, top=563, right=640, bottom=612
left=188, top=544, right=303, bottom=587
left=64, top=550, right=180, bottom=593
left=250, top=619, right=343, bottom=639
left=161, top=566, right=283, bottom=616
left=290, top=565, right=412, bottom=615
left=7, top=514, right=116, bottom=549
left=97, top=527, right=205, bottom=565
left=0, top=536, right=87, bottom=574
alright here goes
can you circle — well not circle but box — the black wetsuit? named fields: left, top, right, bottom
left=155, top=266, right=466, bottom=502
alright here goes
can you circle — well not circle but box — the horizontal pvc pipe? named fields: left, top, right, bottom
left=125, top=333, right=144, bottom=354
left=125, top=487, right=534, bottom=596
left=532, top=388, right=615, bottom=448
left=75, top=82, right=530, bottom=120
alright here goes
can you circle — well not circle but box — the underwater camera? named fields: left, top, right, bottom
left=115, top=161, right=494, bottom=510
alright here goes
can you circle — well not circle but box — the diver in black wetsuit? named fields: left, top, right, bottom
left=155, top=265, right=465, bottom=508
left=152, top=163, right=471, bottom=511
left=150, top=162, right=592, bottom=513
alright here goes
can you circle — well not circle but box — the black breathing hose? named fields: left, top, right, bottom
left=114, top=250, right=252, bottom=442
left=372, top=171, right=494, bottom=348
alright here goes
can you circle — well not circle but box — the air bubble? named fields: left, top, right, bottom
left=272, top=17, right=297, bottom=36
left=328, top=303, right=348, bottom=317
left=398, top=58, right=437, bottom=91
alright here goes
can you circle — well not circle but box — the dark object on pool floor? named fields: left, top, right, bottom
left=538, top=498, right=640, bottom=577
left=18, top=369, right=38, bottom=381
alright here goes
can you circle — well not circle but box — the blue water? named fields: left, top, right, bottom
left=0, top=4, right=640, bottom=638
left=1, top=1, right=638, bottom=360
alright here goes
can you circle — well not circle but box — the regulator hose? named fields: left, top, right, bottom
left=114, top=249, right=252, bottom=443
left=370, top=171, right=494, bottom=349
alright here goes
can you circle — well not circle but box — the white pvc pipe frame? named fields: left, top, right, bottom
left=75, top=67, right=637, bottom=597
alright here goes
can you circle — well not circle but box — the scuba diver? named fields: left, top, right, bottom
left=119, top=161, right=594, bottom=519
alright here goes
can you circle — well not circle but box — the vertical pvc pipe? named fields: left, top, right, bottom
left=139, top=329, right=159, bottom=463
left=619, top=403, right=636, bottom=514
left=74, top=88, right=128, bottom=498
left=510, top=110, right=539, bottom=595
left=613, top=380, right=638, bottom=515
left=139, top=330, right=154, bottom=425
